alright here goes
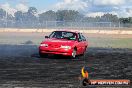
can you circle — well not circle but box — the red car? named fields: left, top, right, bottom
left=39, top=30, right=88, bottom=58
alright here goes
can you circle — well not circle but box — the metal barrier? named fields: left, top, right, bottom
left=0, top=21, right=132, bottom=29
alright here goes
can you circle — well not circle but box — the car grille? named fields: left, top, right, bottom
left=48, top=44, right=60, bottom=48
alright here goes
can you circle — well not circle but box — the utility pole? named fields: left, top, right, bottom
left=5, top=11, right=7, bottom=28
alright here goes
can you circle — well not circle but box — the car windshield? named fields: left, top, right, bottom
left=49, top=31, right=77, bottom=40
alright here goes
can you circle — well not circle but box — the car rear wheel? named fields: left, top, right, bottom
left=81, top=47, right=87, bottom=56
left=71, top=49, right=77, bottom=59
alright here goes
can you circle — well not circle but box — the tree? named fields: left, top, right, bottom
left=14, top=7, right=38, bottom=28
left=26, top=7, right=38, bottom=27
left=119, top=18, right=129, bottom=23
left=27, top=7, right=38, bottom=22
left=14, top=11, right=23, bottom=21
left=100, top=13, right=119, bottom=22
left=128, top=17, right=132, bottom=23
left=28, top=7, right=37, bottom=15
left=0, top=9, right=6, bottom=19
left=39, top=10, right=56, bottom=22
left=56, top=10, right=83, bottom=21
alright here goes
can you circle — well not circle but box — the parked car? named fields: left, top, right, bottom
left=39, top=30, right=88, bottom=58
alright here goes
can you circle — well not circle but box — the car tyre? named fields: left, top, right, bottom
left=39, top=51, right=43, bottom=57
left=81, top=47, right=87, bottom=56
left=39, top=51, right=48, bottom=58
left=71, top=49, right=77, bottom=59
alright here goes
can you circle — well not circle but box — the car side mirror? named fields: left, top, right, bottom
left=45, top=36, right=49, bottom=38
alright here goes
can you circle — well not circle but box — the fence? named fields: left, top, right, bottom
left=0, top=20, right=132, bottom=29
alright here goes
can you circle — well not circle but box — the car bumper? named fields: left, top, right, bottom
left=39, top=46, right=73, bottom=56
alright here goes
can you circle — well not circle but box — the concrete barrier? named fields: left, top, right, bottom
left=0, top=28, right=132, bottom=34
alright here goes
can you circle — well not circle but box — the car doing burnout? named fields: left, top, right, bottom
left=39, top=31, right=88, bottom=58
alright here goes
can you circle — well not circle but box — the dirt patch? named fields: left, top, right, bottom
left=0, top=45, right=131, bottom=87
left=0, top=32, right=131, bottom=87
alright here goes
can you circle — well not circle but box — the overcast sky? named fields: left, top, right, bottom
left=0, top=0, right=132, bottom=17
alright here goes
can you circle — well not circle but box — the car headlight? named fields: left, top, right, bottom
left=60, top=45, right=71, bottom=49
left=40, top=44, right=48, bottom=47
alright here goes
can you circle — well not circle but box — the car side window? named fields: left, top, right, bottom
left=81, top=34, right=86, bottom=41
left=49, top=32, right=55, bottom=38
left=78, top=33, right=83, bottom=42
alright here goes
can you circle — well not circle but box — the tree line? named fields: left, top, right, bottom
left=0, top=7, right=132, bottom=28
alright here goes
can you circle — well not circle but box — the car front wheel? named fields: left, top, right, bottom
left=39, top=51, right=43, bottom=57
left=71, top=49, right=77, bottom=59
left=39, top=51, right=48, bottom=58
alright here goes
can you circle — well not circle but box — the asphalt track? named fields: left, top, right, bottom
left=0, top=44, right=132, bottom=88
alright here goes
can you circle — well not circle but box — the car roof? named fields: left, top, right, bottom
left=54, top=30, right=80, bottom=34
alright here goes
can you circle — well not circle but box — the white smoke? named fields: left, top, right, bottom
left=0, top=0, right=132, bottom=17
left=93, top=0, right=125, bottom=6
left=0, top=2, right=28, bottom=16
left=85, top=11, right=118, bottom=17
left=16, top=3, right=28, bottom=12
left=55, top=0, right=88, bottom=11
left=0, top=3, right=17, bottom=16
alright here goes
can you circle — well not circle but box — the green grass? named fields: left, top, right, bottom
left=0, top=32, right=132, bottom=49
left=89, top=37, right=132, bottom=48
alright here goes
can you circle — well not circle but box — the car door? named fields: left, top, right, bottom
left=80, top=33, right=87, bottom=53
left=76, top=33, right=84, bottom=55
